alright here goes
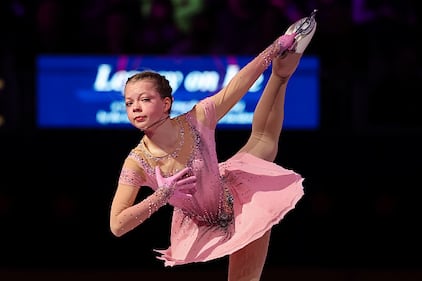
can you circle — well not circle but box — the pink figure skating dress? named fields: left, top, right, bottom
left=120, top=97, right=304, bottom=266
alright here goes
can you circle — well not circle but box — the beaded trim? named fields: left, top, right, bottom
left=148, top=187, right=173, bottom=216
left=260, top=39, right=281, bottom=68
left=140, top=118, right=185, bottom=162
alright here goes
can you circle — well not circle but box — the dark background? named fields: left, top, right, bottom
left=1, top=0, right=421, bottom=280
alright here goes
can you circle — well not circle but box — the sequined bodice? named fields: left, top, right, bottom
left=129, top=112, right=234, bottom=230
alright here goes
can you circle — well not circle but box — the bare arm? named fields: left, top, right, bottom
left=110, top=184, right=170, bottom=237
left=210, top=34, right=295, bottom=120
left=109, top=162, right=196, bottom=237
left=109, top=157, right=169, bottom=237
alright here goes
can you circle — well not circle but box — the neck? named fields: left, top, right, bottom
left=142, top=115, right=170, bottom=131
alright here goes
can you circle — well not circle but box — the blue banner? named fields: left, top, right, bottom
left=36, top=55, right=319, bottom=130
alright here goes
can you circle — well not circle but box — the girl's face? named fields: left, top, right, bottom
left=124, top=80, right=171, bottom=131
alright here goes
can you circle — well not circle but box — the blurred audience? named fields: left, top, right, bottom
left=352, top=0, right=420, bottom=129
left=1, top=0, right=420, bottom=130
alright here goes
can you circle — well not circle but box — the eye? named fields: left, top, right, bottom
left=141, top=98, right=151, bottom=102
left=125, top=101, right=133, bottom=107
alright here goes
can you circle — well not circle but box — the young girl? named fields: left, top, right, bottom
left=110, top=11, right=317, bottom=281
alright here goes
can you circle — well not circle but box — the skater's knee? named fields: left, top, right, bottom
left=240, top=134, right=278, bottom=161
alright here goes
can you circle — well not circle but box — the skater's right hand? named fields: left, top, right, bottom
left=155, top=166, right=197, bottom=201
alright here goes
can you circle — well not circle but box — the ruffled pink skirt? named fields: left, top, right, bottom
left=155, top=152, right=304, bottom=266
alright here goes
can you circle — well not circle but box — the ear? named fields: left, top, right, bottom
left=163, top=97, right=172, bottom=112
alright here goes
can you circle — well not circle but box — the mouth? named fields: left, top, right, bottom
left=134, top=116, right=145, bottom=122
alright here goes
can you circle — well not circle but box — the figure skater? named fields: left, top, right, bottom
left=110, top=10, right=317, bottom=281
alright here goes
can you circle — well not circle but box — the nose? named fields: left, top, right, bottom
left=132, top=100, right=142, bottom=112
